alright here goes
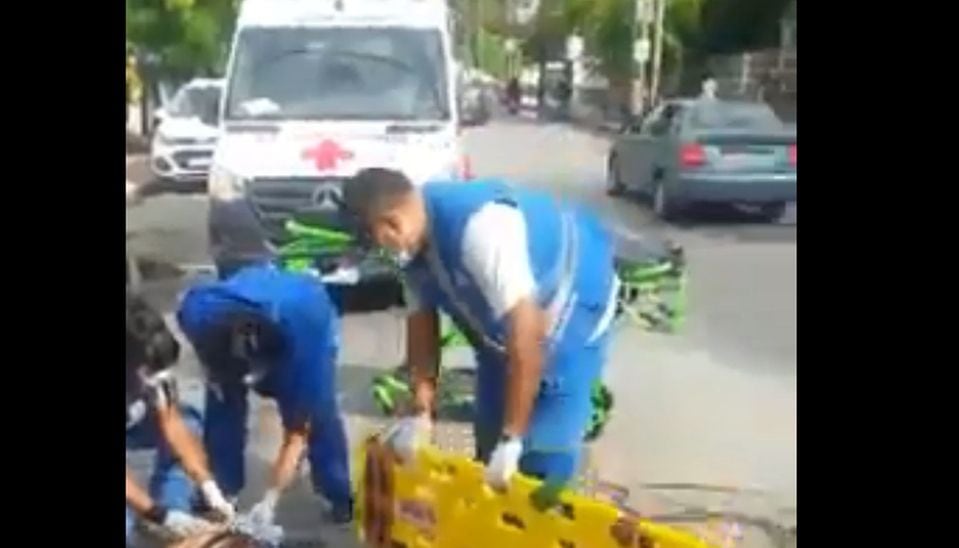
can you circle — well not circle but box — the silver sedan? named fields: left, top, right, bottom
left=607, top=99, right=796, bottom=222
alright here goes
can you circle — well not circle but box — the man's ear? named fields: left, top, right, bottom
left=380, top=213, right=405, bottom=242
left=382, top=209, right=402, bottom=229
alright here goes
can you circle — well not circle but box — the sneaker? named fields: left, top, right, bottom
left=329, top=500, right=354, bottom=525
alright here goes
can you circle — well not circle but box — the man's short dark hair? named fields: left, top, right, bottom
left=126, top=291, right=180, bottom=373
left=343, top=168, right=414, bottom=223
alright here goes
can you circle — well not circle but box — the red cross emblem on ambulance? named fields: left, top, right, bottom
left=301, top=139, right=354, bottom=172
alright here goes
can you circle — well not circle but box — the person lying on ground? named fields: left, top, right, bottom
left=126, top=291, right=235, bottom=545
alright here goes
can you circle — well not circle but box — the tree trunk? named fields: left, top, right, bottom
left=139, top=76, right=152, bottom=137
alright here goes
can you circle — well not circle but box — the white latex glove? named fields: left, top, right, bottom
left=387, top=413, right=433, bottom=463
left=200, top=480, right=236, bottom=522
left=234, top=510, right=285, bottom=546
left=162, top=509, right=218, bottom=538
left=248, top=488, right=281, bottom=528
left=484, top=436, right=524, bottom=490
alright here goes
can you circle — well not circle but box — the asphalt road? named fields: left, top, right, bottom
left=126, top=117, right=797, bottom=547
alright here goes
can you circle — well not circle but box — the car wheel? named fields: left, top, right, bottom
left=653, top=181, right=681, bottom=221
left=761, top=202, right=787, bottom=223
left=606, top=156, right=624, bottom=196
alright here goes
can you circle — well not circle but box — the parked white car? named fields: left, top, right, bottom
left=150, top=78, right=223, bottom=184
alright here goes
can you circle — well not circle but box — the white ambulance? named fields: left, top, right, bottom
left=208, top=0, right=466, bottom=304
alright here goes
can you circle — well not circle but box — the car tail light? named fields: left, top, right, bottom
left=679, top=143, right=706, bottom=168
left=788, top=144, right=797, bottom=166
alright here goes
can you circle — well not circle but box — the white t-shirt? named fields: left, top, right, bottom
left=406, top=202, right=535, bottom=319
left=406, top=202, right=618, bottom=344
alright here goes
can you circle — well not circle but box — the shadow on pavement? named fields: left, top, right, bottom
left=338, top=362, right=475, bottom=425
left=670, top=205, right=797, bottom=244
left=609, top=190, right=797, bottom=245
left=127, top=131, right=149, bottom=154
left=139, top=178, right=208, bottom=199
left=337, top=362, right=393, bottom=418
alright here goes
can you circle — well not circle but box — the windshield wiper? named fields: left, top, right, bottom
left=386, top=122, right=443, bottom=134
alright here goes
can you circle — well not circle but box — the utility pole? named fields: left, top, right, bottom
left=630, top=0, right=639, bottom=118
left=649, top=0, right=667, bottom=107
left=634, top=0, right=651, bottom=115
left=505, top=0, right=518, bottom=78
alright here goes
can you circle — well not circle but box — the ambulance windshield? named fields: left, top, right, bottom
left=225, top=26, right=450, bottom=122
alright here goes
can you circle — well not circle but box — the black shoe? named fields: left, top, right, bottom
left=329, top=500, right=354, bottom=524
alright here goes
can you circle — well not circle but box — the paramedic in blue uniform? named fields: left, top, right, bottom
left=176, top=264, right=354, bottom=526
left=343, top=168, right=619, bottom=489
left=126, top=292, right=235, bottom=545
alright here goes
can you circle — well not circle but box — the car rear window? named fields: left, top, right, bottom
left=689, top=102, right=782, bottom=131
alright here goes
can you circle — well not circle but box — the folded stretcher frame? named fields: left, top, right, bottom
left=279, top=218, right=705, bottom=547
left=357, top=435, right=714, bottom=548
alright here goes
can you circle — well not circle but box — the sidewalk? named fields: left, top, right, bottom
left=127, top=130, right=149, bottom=155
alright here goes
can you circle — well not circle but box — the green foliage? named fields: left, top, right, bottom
left=578, top=0, right=705, bottom=85
left=514, top=0, right=635, bottom=82
left=663, top=0, right=706, bottom=92
left=585, top=0, right=634, bottom=82
left=667, top=0, right=704, bottom=47
left=699, top=0, right=791, bottom=54
left=126, top=0, right=238, bottom=78
left=476, top=28, right=511, bottom=79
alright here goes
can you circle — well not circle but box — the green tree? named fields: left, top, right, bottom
left=664, top=0, right=707, bottom=94
left=556, top=0, right=707, bottom=99
left=127, top=0, right=238, bottom=133
left=699, top=0, right=791, bottom=54
left=126, top=0, right=238, bottom=79
left=559, top=0, right=633, bottom=109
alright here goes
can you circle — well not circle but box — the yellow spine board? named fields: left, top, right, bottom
left=355, top=437, right=715, bottom=548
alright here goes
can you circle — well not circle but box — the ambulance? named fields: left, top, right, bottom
left=208, top=0, right=467, bottom=305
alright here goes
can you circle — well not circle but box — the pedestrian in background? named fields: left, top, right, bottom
left=701, top=73, right=718, bottom=100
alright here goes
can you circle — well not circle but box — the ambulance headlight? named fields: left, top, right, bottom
left=208, top=166, right=246, bottom=201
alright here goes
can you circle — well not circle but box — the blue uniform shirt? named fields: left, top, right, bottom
left=402, top=180, right=617, bottom=461
left=405, top=179, right=616, bottom=361
left=177, top=265, right=340, bottom=429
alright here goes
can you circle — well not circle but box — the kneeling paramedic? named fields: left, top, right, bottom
left=176, top=264, right=354, bottom=526
left=126, top=292, right=236, bottom=544
left=343, top=168, right=618, bottom=489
